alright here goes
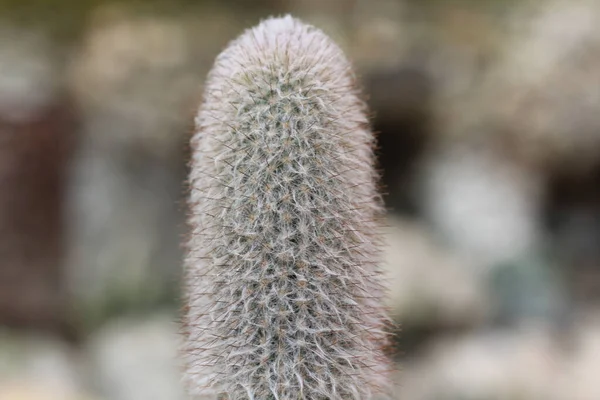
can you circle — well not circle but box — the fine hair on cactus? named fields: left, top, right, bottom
left=183, top=15, right=392, bottom=399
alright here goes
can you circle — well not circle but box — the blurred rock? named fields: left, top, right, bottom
left=0, top=24, right=62, bottom=123
left=396, top=326, right=561, bottom=400
left=66, top=125, right=185, bottom=327
left=393, top=314, right=600, bottom=400
left=558, top=313, right=600, bottom=400
left=424, top=4, right=505, bottom=141
left=68, top=6, right=200, bottom=156
left=0, top=386, right=96, bottom=400
left=415, top=142, right=575, bottom=327
left=0, top=330, right=89, bottom=399
left=419, top=142, right=544, bottom=268
left=65, top=7, right=204, bottom=328
left=471, top=0, right=600, bottom=172
left=489, top=253, right=569, bottom=326
left=383, top=215, right=489, bottom=326
left=64, top=4, right=251, bottom=329
left=86, top=313, right=185, bottom=400
left=350, top=0, right=408, bottom=70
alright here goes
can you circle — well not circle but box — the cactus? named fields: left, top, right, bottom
left=183, top=15, right=391, bottom=400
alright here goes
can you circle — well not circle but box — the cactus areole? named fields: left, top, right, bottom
left=183, top=16, right=391, bottom=400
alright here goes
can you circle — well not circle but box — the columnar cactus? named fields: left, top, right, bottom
left=183, top=15, right=391, bottom=399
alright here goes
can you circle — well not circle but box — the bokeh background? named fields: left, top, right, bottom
left=1, top=0, right=600, bottom=398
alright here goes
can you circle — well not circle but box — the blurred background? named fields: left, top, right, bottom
left=1, top=0, right=600, bottom=398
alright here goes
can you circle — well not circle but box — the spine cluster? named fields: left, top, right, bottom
left=183, top=15, right=391, bottom=399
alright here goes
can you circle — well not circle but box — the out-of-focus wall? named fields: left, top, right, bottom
left=1, top=1, right=600, bottom=399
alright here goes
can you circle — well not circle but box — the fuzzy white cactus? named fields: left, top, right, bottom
left=183, top=15, right=392, bottom=399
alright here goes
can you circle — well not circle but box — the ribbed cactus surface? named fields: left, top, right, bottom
left=184, top=15, right=391, bottom=400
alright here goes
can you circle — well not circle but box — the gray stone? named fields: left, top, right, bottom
left=86, top=314, right=186, bottom=400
